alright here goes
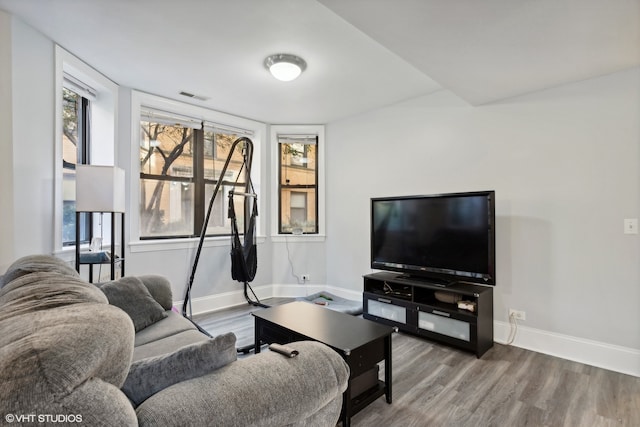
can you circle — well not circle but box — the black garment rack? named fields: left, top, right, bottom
left=182, top=137, right=264, bottom=321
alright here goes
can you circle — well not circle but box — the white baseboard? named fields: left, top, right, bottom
left=175, top=284, right=273, bottom=315
left=271, top=283, right=363, bottom=301
left=270, top=283, right=326, bottom=298
left=495, top=320, right=640, bottom=377
left=177, top=285, right=639, bottom=377
left=177, top=283, right=363, bottom=315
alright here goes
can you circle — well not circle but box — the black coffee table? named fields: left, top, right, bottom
left=253, top=301, right=394, bottom=427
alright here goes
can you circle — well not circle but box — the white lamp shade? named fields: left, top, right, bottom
left=76, top=165, right=125, bottom=212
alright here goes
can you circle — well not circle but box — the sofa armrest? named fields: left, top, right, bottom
left=136, top=275, right=173, bottom=310
left=135, top=341, right=349, bottom=427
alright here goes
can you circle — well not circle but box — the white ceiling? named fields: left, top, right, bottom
left=1, top=0, right=638, bottom=124
left=319, top=0, right=640, bottom=105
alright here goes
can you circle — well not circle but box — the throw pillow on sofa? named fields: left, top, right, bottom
left=99, top=277, right=168, bottom=332
left=122, top=332, right=237, bottom=406
left=136, top=275, right=174, bottom=310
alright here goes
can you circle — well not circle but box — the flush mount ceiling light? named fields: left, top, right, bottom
left=264, top=54, right=307, bottom=82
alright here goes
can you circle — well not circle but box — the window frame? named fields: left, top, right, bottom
left=270, top=125, right=325, bottom=242
left=277, top=136, right=319, bottom=234
left=138, top=118, right=251, bottom=240
left=138, top=117, right=197, bottom=239
left=61, top=85, right=91, bottom=247
left=288, top=191, right=309, bottom=228
left=53, top=46, right=118, bottom=257
left=130, top=91, right=265, bottom=252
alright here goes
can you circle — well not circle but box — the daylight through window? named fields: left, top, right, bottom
left=139, top=108, right=253, bottom=239
left=61, top=77, right=93, bottom=246
left=278, top=134, right=318, bottom=234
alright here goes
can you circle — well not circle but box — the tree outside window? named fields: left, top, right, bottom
left=140, top=121, right=194, bottom=237
left=139, top=113, right=250, bottom=239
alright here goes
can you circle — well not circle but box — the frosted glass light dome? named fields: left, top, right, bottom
left=264, top=54, right=307, bottom=82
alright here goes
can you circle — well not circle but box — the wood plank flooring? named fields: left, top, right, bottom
left=193, top=299, right=640, bottom=427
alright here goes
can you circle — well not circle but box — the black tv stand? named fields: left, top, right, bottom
left=398, top=274, right=453, bottom=287
left=363, top=272, right=493, bottom=358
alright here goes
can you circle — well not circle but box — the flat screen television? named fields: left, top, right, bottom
left=371, top=191, right=495, bottom=286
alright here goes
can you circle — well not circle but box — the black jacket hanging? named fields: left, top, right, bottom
left=229, top=192, right=258, bottom=283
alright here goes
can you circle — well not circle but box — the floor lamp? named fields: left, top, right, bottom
left=75, top=165, right=126, bottom=282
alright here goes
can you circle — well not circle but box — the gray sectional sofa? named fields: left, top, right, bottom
left=0, top=255, right=349, bottom=426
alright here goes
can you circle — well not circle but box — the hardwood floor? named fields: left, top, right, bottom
left=193, top=297, right=295, bottom=350
left=193, top=299, right=640, bottom=427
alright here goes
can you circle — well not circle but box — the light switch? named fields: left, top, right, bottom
left=624, top=218, right=638, bottom=235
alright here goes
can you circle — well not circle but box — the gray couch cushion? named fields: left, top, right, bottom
left=123, top=332, right=237, bottom=406
left=0, top=303, right=134, bottom=390
left=0, top=254, right=80, bottom=288
left=0, top=255, right=137, bottom=424
left=0, top=272, right=108, bottom=319
left=100, top=276, right=168, bottom=332
left=134, top=310, right=197, bottom=347
left=133, top=329, right=210, bottom=361
left=135, top=340, right=349, bottom=427
left=0, top=300, right=136, bottom=423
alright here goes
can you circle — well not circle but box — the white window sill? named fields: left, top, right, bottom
left=129, top=236, right=266, bottom=253
left=270, top=234, right=326, bottom=243
left=53, top=247, right=78, bottom=263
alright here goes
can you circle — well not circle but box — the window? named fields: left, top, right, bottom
left=278, top=134, right=318, bottom=234
left=270, top=125, right=324, bottom=239
left=202, top=125, right=248, bottom=236
left=55, top=46, right=118, bottom=255
left=139, top=108, right=253, bottom=239
left=61, top=77, right=93, bottom=246
left=289, top=192, right=308, bottom=226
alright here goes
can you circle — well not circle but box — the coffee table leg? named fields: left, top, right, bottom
left=385, top=334, right=392, bottom=403
left=254, top=318, right=261, bottom=354
left=341, top=385, right=351, bottom=427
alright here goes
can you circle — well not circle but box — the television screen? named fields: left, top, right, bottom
left=371, top=191, right=495, bottom=285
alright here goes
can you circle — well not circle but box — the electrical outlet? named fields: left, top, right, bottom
left=301, top=274, right=310, bottom=282
left=624, top=218, right=638, bottom=235
left=509, top=309, right=526, bottom=321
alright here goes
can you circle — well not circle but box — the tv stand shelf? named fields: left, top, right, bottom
left=363, top=272, right=493, bottom=358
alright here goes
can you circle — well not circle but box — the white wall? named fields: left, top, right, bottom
left=0, top=10, right=15, bottom=271
left=326, top=69, right=640, bottom=357
left=2, top=14, right=55, bottom=264
left=126, top=240, right=275, bottom=310
left=270, top=238, right=326, bottom=292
